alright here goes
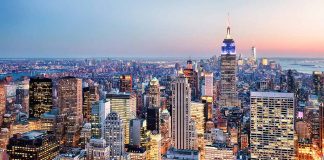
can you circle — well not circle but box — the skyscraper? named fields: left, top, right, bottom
left=202, top=72, right=213, bottom=97
left=104, top=112, right=125, bottom=159
left=148, top=77, right=160, bottom=108
left=147, top=78, right=161, bottom=133
left=107, top=91, right=136, bottom=144
left=219, top=23, right=238, bottom=108
left=129, top=118, right=148, bottom=147
left=147, top=132, right=162, bottom=160
left=147, top=107, right=160, bottom=132
left=183, top=60, right=199, bottom=101
left=58, top=76, right=83, bottom=147
left=171, top=75, right=192, bottom=149
left=83, top=85, right=99, bottom=122
left=250, top=92, right=295, bottom=159
left=320, top=104, right=324, bottom=157
left=119, top=74, right=132, bottom=93
left=313, top=71, right=324, bottom=101
left=29, top=77, right=53, bottom=119
left=0, top=83, right=5, bottom=127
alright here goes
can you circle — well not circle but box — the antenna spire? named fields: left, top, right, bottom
left=226, top=13, right=231, bottom=39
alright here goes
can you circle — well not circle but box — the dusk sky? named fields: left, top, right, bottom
left=1, top=0, right=324, bottom=58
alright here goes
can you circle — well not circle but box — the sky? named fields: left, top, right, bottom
left=0, top=0, right=324, bottom=58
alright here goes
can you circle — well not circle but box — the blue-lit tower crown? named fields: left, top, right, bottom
left=221, top=26, right=236, bottom=55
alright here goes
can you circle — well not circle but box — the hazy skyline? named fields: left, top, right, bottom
left=1, top=0, right=324, bottom=58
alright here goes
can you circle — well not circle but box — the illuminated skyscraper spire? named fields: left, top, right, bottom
left=226, top=13, right=231, bottom=39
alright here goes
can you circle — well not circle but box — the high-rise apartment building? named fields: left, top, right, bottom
left=29, top=77, right=53, bottom=119
left=171, top=75, right=193, bottom=150
left=58, top=76, right=83, bottom=147
left=220, top=24, right=238, bottom=108
left=90, top=100, right=110, bottom=138
left=250, top=92, right=295, bottom=159
left=7, top=130, right=59, bottom=160
left=119, top=75, right=132, bottom=93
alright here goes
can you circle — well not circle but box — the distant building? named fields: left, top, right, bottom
left=7, top=130, right=59, bottom=160
left=250, top=92, right=295, bottom=159
left=29, top=77, right=53, bottom=119
left=119, top=74, right=132, bottom=93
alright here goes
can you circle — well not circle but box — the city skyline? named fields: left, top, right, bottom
left=1, top=0, right=324, bottom=58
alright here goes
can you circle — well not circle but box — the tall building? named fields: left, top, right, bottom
left=148, top=77, right=160, bottom=108
left=86, top=138, right=109, bottom=160
left=147, top=132, right=161, bottom=160
left=119, top=75, right=132, bottom=93
left=58, top=77, right=83, bottom=147
left=147, top=107, right=160, bottom=132
left=0, top=84, right=5, bottom=127
left=201, top=96, right=213, bottom=121
left=7, top=130, right=59, bottom=160
left=219, top=23, right=238, bottom=108
left=29, top=77, right=53, bottom=119
left=313, top=71, right=324, bottom=101
left=107, top=91, right=136, bottom=144
left=183, top=60, right=199, bottom=100
left=104, top=112, right=125, bottom=159
left=90, top=100, right=110, bottom=138
left=250, top=92, right=295, bottom=159
left=190, top=102, right=205, bottom=135
left=130, top=118, right=149, bottom=147
left=320, top=104, right=324, bottom=157
left=147, top=78, right=161, bottom=133
left=202, top=72, right=213, bottom=97
left=16, top=81, right=29, bottom=114
left=171, top=76, right=192, bottom=149
left=83, top=85, right=99, bottom=122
